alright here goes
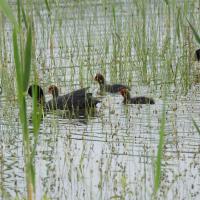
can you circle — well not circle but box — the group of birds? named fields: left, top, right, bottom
left=3, top=45, right=200, bottom=115
left=28, top=73, right=155, bottom=116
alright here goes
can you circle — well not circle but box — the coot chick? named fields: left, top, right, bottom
left=195, top=49, right=200, bottom=61
left=47, top=85, right=101, bottom=111
left=119, top=88, right=155, bottom=104
left=94, top=73, right=130, bottom=93
left=48, top=85, right=59, bottom=98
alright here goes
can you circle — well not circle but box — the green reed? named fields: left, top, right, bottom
left=153, top=96, right=166, bottom=196
left=0, top=0, right=42, bottom=199
left=187, top=19, right=200, bottom=45
left=13, top=21, right=33, bottom=200
left=0, top=0, right=17, bottom=26
left=192, top=119, right=200, bottom=135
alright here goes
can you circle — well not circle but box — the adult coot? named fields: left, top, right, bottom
left=195, top=49, right=200, bottom=61
left=47, top=85, right=100, bottom=110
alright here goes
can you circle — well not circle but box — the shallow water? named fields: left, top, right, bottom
left=0, top=1, right=200, bottom=200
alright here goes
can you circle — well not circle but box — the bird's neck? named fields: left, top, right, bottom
left=53, top=90, right=59, bottom=98
left=98, top=78, right=105, bottom=85
left=99, top=82, right=105, bottom=87
left=99, top=82, right=106, bottom=91
left=123, top=92, right=131, bottom=103
left=52, top=93, right=58, bottom=99
left=99, top=83, right=105, bottom=91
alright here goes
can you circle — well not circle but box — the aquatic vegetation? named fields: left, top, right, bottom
left=0, top=0, right=199, bottom=199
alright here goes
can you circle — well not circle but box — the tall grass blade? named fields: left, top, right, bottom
left=17, top=0, right=21, bottom=29
left=31, top=85, right=43, bottom=160
left=187, top=19, right=200, bottom=45
left=13, top=27, right=22, bottom=96
left=176, top=7, right=181, bottom=42
left=23, top=25, right=32, bottom=91
left=4, top=0, right=43, bottom=199
left=13, top=24, right=32, bottom=199
left=0, top=0, right=17, bottom=27
left=22, top=6, right=28, bottom=29
left=13, top=6, right=37, bottom=198
left=192, top=118, right=200, bottom=134
left=154, top=102, right=166, bottom=195
left=163, top=0, right=169, bottom=5
left=44, top=0, right=51, bottom=14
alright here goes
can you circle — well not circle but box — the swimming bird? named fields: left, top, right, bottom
left=28, top=84, right=100, bottom=113
left=47, top=85, right=101, bottom=111
left=94, top=73, right=130, bottom=93
left=119, top=88, right=155, bottom=104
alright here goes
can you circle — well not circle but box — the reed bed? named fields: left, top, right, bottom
left=0, top=0, right=199, bottom=199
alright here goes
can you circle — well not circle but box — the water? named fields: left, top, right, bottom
left=0, top=1, right=200, bottom=199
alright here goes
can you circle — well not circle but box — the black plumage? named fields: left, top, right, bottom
left=47, top=85, right=100, bottom=111
left=195, top=49, right=200, bottom=61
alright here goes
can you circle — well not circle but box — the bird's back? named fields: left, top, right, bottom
left=130, top=96, right=155, bottom=104
left=105, top=84, right=130, bottom=93
left=46, top=87, right=100, bottom=110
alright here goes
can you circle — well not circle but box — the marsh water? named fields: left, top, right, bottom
left=0, top=1, right=200, bottom=199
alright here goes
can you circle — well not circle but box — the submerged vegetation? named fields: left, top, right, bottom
left=0, top=0, right=199, bottom=199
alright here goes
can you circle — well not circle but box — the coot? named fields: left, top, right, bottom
left=94, top=73, right=130, bottom=93
left=119, top=88, right=155, bottom=104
